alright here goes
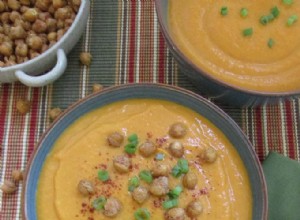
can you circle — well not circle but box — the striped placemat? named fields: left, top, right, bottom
left=0, top=0, right=299, bottom=219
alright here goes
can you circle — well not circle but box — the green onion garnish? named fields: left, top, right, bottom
left=98, top=170, right=109, bottom=182
left=220, top=6, right=228, bottom=16
left=271, top=6, right=280, bottom=18
left=139, top=170, right=153, bottom=183
left=128, top=176, right=140, bottom=191
left=260, top=14, right=275, bottom=25
left=287, top=15, right=298, bottom=26
left=282, top=0, right=293, bottom=5
left=242, top=28, right=253, bottom=36
left=268, top=38, right=275, bottom=48
left=168, top=186, right=183, bottom=199
left=128, top=133, right=138, bottom=143
left=177, top=159, right=189, bottom=174
left=171, top=165, right=182, bottom=178
left=240, top=8, right=248, bottom=18
left=92, top=196, right=107, bottom=210
left=162, top=199, right=178, bottom=210
left=134, top=208, right=151, bottom=220
left=125, top=143, right=137, bottom=154
left=155, top=153, right=165, bottom=161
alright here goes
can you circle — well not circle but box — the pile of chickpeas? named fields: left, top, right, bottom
left=0, top=0, right=81, bottom=67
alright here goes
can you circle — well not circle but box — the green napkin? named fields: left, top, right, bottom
left=263, top=152, right=300, bottom=220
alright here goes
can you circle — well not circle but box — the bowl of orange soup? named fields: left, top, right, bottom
left=155, top=0, right=300, bottom=106
left=23, top=84, right=267, bottom=220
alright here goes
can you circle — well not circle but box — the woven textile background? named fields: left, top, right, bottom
left=0, top=0, right=299, bottom=219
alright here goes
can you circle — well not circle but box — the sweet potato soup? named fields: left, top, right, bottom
left=37, top=99, right=252, bottom=219
left=168, top=0, right=300, bottom=92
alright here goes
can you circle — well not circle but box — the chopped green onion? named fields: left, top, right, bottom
left=125, top=143, right=137, bottom=154
left=240, top=8, right=248, bottom=18
left=98, top=170, right=109, bottom=182
left=155, top=153, right=165, bottom=161
left=171, top=165, right=182, bottom=178
left=268, top=38, right=275, bottom=48
left=282, top=0, right=293, bottom=5
left=128, top=133, right=138, bottom=143
left=287, top=15, right=298, bottom=26
left=134, top=208, right=151, bottom=220
left=139, top=170, right=153, bottom=183
left=168, top=186, right=183, bottom=199
left=220, top=6, right=228, bottom=16
left=177, top=159, right=189, bottom=174
left=128, top=176, right=140, bottom=191
left=271, top=6, right=280, bottom=18
left=92, top=196, right=107, bottom=210
left=242, top=28, right=253, bottom=37
left=260, top=14, right=275, bottom=25
left=162, top=199, right=178, bottom=210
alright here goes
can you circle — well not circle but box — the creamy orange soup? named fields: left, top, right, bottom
left=37, top=99, right=252, bottom=219
left=168, top=0, right=300, bottom=92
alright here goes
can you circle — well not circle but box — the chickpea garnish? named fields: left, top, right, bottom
left=182, top=171, right=198, bottom=189
left=49, top=107, right=62, bottom=121
left=169, top=141, right=184, bottom=158
left=80, top=52, right=92, bottom=66
left=78, top=179, right=95, bottom=196
left=169, top=122, right=187, bottom=138
left=107, top=132, right=124, bottom=147
left=186, top=200, right=203, bottom=217
left=16, top=99, right=31, bottom=114
left=199, top=147, right=218, bottom=163
left=26, top=35, right=43, bottom=51
left=92, top=83, right=103, bottom=93
left=12, top=169, right=24, bottom=182
left=23, top=8, right=38, bottom=22
left=0, top=180, right=17, bottom=194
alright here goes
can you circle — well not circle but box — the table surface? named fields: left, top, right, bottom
left=0, top=0, right=299, bottom=219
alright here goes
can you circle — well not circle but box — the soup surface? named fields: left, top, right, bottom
left=37, top=99, right=252, bottom=219
left=168, top=0, right=300, bottom=92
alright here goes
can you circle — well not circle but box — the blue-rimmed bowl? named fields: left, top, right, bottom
left=22, top=83, right=267, bottom=219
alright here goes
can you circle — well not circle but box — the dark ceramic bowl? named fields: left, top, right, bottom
left=154, top=0, right=300, bottom=107
left=23, top=83, right=267, bottom=219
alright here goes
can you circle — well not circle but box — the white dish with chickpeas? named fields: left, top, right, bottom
left=0, top=0, right=89, bottom=87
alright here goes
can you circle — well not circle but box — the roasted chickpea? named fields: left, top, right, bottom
left=149, top=176, right=169, bottom=197
left=80, top=52, right=92, bottom=66
left=7, top=0, right=20, bottom=10
left=92, top=83, right=103, bottom=93
left=169, top=122, right=187, bottom=138
left=10, top=25, right=27, bottom=40
left=77, top=179, right=94, bottom=196
left=199, top=147, right=218, bottom=163
left=47, top=32, right=57, bottom=42
left=38, top=12, right=51, bottom=21
left=21, top=21, right=32, bottom=31
left=0, top=1, right=5, bottom=12
left=103, top=197, right=122, bottom=217
left=23, top=8, right=38, bottom=22
left=12, top=169, right=24, bottom=182
left=139, top=141, right=156, bottom=157
left=0, top=42, right=13, bottom=56
left=107, top=132, right=124, bottom=147
left=46, top=18, right=57, bottom=32
left=27, top=35, right=43, bottom=50
left=1, top=12, right=10, bottom=24
left=29, top=50, right=40, bottom=59
left=165, top=208, right=185, bottom=220
left=32, top=19, right=47, bottom=33
left=182, top=171, right=198, bottom=189
left=186, top=200, right=203, bottom=217
left=20, top=0, right=31, bottom=6
left=151, top=164, right=169, bottom=177
left=55, top=8, right=71, bottom=20
left=53, top=0, right=66, bottom=9
left=132, top=186, right=149, bottom=204
left=49, top=107, right=62, bottom=121
left=57, top=29, right=65, bottom=41
left=9, top=11, right=21, bottom=23
left=113, top=154, right=131, bottom=173
left=56, top=19, right=64, bottom=29
left=15, top=43, right=28, bottom=57
left=16, top=56, right=28, bottom=64
left=0, top=180, right=17, bottom=194
left=35, top=0, right=51, bottom=11
left=20, top=6, right=29, bottom=13
left=16, top=99, right=31, bottom=114
left=169, top=141, right=184, bottom=158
